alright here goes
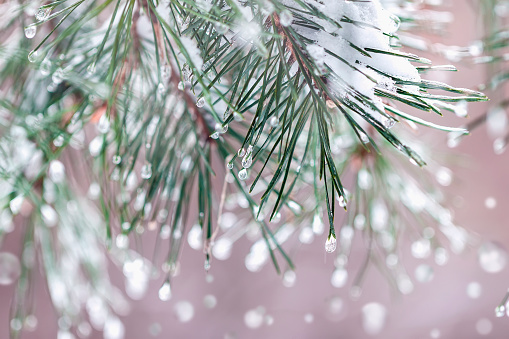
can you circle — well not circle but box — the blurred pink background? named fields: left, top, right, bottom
left=2, top=1, right=509, bottom=338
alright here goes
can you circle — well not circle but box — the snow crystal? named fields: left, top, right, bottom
left=284, top=0, right=421, bottom=125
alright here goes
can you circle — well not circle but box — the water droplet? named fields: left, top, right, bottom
left=157, top=83, right=165, bottom=94
left=203, top=294, right=217, bottom=309
left=28, top=50, right=39, bottom=63
left=233, top=112, right=244, bottom=121
left=354, top=214, right=365, bottom=230
left=24, top=25, right=36, bottom=39
left=385, top=254, right=398, bottom=267
left=238, top=168, right=248, bottom=180
left=40, top=59, right=51, bottom=75
left=411, top=238, right=431, bottom=259
left=279, top=10, right=293, bottom=27
left=331, top=268, right=348, bottom=288
left=272, top=212, right=281, bottom=223
left=212, top=238, right=233, bottom=260
left=435, top=167, right=452, bottom=186
left=494, top=138, right=507, bottom=154
left=112, top=155, right=121, bottom=164
left=326, top=296, right=347, bottom=321
left=338, top=195, right=346, bottom=208
left=447, top=131, right=463, bottom=148
left=312, top=214, right=324, bottom=234
left=177, top=81, right=185, bottom=91
left=476, top=318, right=493, bottom=335
left=0, top=252, right=21, bottom=285
left=357, top=169, right=372, bottom=190
left=158, top=281, right=172, bottom=301
left=10, top=318, right=22, bottom=331
left=210, top=132, right=220, bottom=139
left=434, top=247, right=449, bottom=266
left=269, top=116, right=279, bottom=127
left=97, top=114, right=110, bottom=134
left=77, top=322, right=92, bottom=337
left=485, top=197, right=497, bottom=209
left=299, top=227, right=314, bottom=244
left=495, top=304, right=506, bottom=317
left=214, top=123, right=228, bottom=134
left=454, top=100, right=468, bottom=117
left=115, top=234, right=129, bottom=249
left=227, top=161, right=233, bottom=169
left=174, top=301, right=194, bottom=322
left=35, top=7, right=51, bottom=21
left=160, top=64, right=171, bottom=80
left=325, top=234, right=337, bottom=253
left=467, top=282, right=482, bottom=299
left=53, top=135, right=64, bottom=147
left=88, top=136, right=103, bottom=157
left=282, top=270, right=296, bottom=287
left=237, top=148, right=246, bottom=157
left=382, top=116, right=395, bottom=129
left=370, top=200, right=388, bottom=231
left=196, top=97, right=205, bottom=108
left=187, top=224, right=203, bottom=250
left=148, top=323, right=161, bottom=337
left=52, top=68, right=65, bottom=84
left=430, top=328, right=441, bottom=338
left=85, top=63, right=96, bottom=75
left=41, top=204, right=58, bottom=227
left=478, top=241, right=507, bottom=273
left=9, top=196, right=23, bottom=215
left=104, top=316, right=125, bottom=339
left=397, top=275, right=414, bottom=294
left=244, top=307, right=265, bottom=329
left=214, top=22, right=229, bottom=34
left=287, top=201, right=301, bottom=214
left=304, top=313, right=314, bottom=324
left=242, top=154, right=252, bottom=169
left=24, top=314, right=38, bottom=331
left=362, top=303, right=387, bottom=335
left=141, top=164, right=152, bottom=179
left=49, top=160, right=66, bottom=183
left=414, top=264, right=434, bottom=283
left=487, top=106, right=507, bottom=137
left=359, top=132, right=369, bottom=144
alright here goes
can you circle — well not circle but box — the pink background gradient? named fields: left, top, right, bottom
left=2, top=1, right=509, bottom=338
